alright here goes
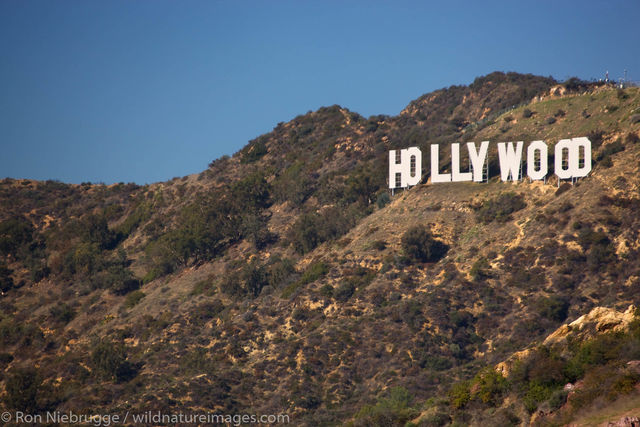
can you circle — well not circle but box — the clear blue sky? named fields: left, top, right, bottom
left=1, top=1, right=638, bottom=184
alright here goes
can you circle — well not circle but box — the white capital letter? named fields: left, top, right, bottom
left=467, top=141, right=489, bottom=182
left=555, top=137, right=591, bottom=180
left=389, top=147, right=422, bottom=188
left=497, top=141, right=524, bottom=182
left=431, top=144, right=451, bottom=183
left=451, top=143, right=472, bottom=182
left=571, top=137, right=592, bottom=178
left=527, top=140, right=548, bottom=181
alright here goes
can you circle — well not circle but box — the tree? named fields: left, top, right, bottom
left=401, top=225, right=448, bottom=263
left=91, top=340, right=138, bottom=383
left=0, top=264, right=13, bottom=292
left=3, top=367, right=41, bottom=411
left=0, top=216, right=34, bottom=256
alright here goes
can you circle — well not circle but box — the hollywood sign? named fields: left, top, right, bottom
left=389, top=137, right=591, bottom=189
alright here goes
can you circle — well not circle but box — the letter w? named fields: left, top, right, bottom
left=497, top=141, right=523, bottom=182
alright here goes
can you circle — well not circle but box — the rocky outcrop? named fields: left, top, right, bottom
left=544, top=305, right=637, bottom=347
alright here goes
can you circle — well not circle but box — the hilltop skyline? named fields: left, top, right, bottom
left=1, top=0, right=639, bottom=184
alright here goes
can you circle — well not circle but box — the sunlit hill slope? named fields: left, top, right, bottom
left=1, top=72, right=640, bottom=425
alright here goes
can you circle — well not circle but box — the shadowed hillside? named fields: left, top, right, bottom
left=1, top=72, right=640, bottom=425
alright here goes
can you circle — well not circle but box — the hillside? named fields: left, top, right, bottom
left=1, top=72, right=640, bottom=425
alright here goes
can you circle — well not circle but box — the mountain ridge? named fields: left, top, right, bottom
left=1, top=72, right=640, bottom=425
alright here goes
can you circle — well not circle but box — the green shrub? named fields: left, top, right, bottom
left=299, top=262, right=329, bottom=285
left=319, top=284, right=334, bottom=297
left=0, top=216, right=34, bottom=256
left=472, top=367, right=509, bottom=405
left=535, top=296, right=569, bottom=322
left=522, top=108, right=533, bottom=118
left=371, top=240, right=387, bottom=251
left=596, top=139, right=625, bottom=166
left=50, top=303, right=76, bottom=324
left=190, top=300, right=225, bottom=326
left=231, top=171, right=272, bottom=212
left=475, top=192, right=526, bottom=223
left=240, top=137, right=268, bottom=163
left=470, top=257, right=491, bottom=280
left=401, top=225, right=448, bottom=263
left=288, top=213, right=321, bottom=254
left=334, top=281, right=356, bottom=302
left=116, top=201, right=152, bottom=237
left=281, top=261, right=327, bottom=298
left=0, top=263, right=14, bottom=292
left=448, top=381, right=471, bottom=409
left=547, top=389, right=568, bottom=411
left=241, top=214, right=277, bottom=250
left=243, top=261, right=269, bottom=297
left=266, top=256, right=296, bottom=288
left=272, top=161, right=315, bottom=206
left=0, top=352, right=13, bottom=372
left=288, top=206, right=359, bottom=254
left=523, top=382, right=554, bottom=413
left=91, top=339, right=138, bottom=383
left=3, top=367, right=41, bottom=411
left=617, top=88, right=629, bottom=100
left=376, top=192, right=391, bottom=209
left=354, top=387, right=418, bottom=426
left=80, top=214, right=120, bottom=250
left=124, top=290, right=145, bottom=308
left=626, top=132, right=640, bottom=144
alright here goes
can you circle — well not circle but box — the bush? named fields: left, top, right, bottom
left=0, top=216, right=34, bottom=256
left=241, top=214, right=277, bottom=250
left=376, top=192, right=391, bottom=209
left=354, top=387, right=418, bottom=426
left=190, top=300, right=225, bottom=326
left=596, top=139, right=625, bottom=162
left=626, top=132, right=640, bottom=144
left=243, top=261, right=269, bottom=297
left=401, top=225, right=448, bottom=263
left=231, top=171, right=271, bottom=212
left=281, top=261, right=327, bottom=298
left=587, top=129, right=605, bottom=148
left=545, top=116, right=556, bottom=125
left=371, top=240, right=387, bottom=251
left=470, top=257, right=491, bottom=281
left=288, top=207, right=357, bottom=254
left=50, top=303, right=76, bottom=324
left=522, top=108, right=533, bottom=118
left=3, top=367, right=41, bottom=411
left=630, top=114, right=640, bottom=124
left=617, top=88, right=629, bottom=100
left=334, top=281, right=356, bottom=302
left=240, top=137, right=268, bottom=163
left=0, top=352, right=13, bottom=369
left=475, top=192, right=526, bottom=223
left=0, top=263, right=14, bottom=292
left=448, top=381, right=471, bottom=409
left=473, top=367, right=509, bottom=405
left=124, top=290, right=145, bottom=308
left=91, top=339, right=138, bottom=383
left=266, top=256, right=296, bottom=288
left=536, top=296, right=569, bottom=322
left=272, top=161, right=315, bottom=206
